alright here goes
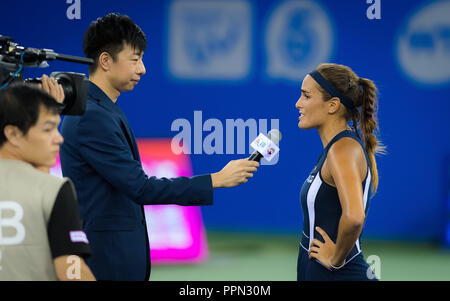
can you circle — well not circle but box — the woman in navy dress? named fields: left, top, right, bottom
left=295, top=63, right=384, bottom=281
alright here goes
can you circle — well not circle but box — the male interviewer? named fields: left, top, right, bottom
left=60, top=13, right=259, bottom=281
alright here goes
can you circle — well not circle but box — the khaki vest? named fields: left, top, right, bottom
left=0, top=159, right=68, bottom=280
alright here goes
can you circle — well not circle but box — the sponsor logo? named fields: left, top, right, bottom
left=396, top=0, right=450, bottom=85
left=69, top=231, right=89, bottom=244
left=168, top=0, right=252, bottom=80
left=265, top=0, right=334, bottom=81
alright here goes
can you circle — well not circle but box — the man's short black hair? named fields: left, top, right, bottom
left=0, top=83, right=61, bottom=147
left=83, top=13, right=147, bottom=74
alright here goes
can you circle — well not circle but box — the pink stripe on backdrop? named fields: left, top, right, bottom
left=135, top=139, right=209, bottom=264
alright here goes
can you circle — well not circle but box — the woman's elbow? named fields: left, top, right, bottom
left=342, top=213, right=365, bottom=229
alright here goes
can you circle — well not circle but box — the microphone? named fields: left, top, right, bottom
left=248, top=129, right=282, bottom=162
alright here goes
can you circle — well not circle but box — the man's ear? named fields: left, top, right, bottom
left=97, top=52, right=113, bottom=72
left=3, top=125, right=24, bottom=147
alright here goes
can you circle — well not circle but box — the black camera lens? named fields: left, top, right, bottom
left=24, top=72, right=88, bottom=115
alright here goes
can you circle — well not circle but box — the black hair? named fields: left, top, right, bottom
left=83, top=13, right=147, bottom=74
left=0, top=83, right=61, bottom=147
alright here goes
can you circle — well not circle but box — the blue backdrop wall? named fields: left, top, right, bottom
left=2, top=0, right=449, bottom=242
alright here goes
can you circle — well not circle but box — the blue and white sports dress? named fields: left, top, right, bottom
left=297, top=130, right=377, bottom=281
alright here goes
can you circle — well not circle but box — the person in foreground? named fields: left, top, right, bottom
left=295, top=63, right=384, bottom=281
left=0, top=83, right=95, bottom=280
left=60, top=13, right=259, bottom=281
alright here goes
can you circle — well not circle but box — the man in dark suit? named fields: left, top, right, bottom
left=60, top=13, right=259, bottom=281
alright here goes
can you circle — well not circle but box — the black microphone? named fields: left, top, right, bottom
left=248, top=129, right=282, bottom=162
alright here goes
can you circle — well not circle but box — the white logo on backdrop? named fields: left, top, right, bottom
left=397, top=0, right=450, bottom=85
left=168, top=0, right=252, bottom=80
left=265, top=0, right=334, bottom=81
left=66, top=0, right=81, bottom=20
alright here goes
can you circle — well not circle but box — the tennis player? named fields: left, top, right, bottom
left=295, top=63, right=384, bottom=281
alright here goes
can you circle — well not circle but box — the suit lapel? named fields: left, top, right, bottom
left=88, top=83, right=141, bottom=162
left=116, top=110, right=141, bottom=162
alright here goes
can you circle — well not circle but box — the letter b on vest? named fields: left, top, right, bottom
left=0, top=201, right=26, bottom=245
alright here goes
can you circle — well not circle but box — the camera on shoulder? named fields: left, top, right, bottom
left=0, top=35, right=93, bottom=116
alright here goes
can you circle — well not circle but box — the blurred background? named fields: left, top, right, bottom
left=1, top=0, right=449, bottom=280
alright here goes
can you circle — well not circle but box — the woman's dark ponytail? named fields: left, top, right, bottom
left=359, top=77, right=384, bottom=193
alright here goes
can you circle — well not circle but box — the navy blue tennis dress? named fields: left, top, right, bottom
left=297, top=130, right=378, bottom=281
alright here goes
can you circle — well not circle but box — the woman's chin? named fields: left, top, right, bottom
left=298, top=121, right=313, bottom=130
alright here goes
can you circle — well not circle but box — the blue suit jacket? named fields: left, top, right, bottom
left=60, top=82, right=213, bottom=281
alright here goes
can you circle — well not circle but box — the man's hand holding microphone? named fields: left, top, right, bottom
left=211, top=159, right=259, bottom=188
